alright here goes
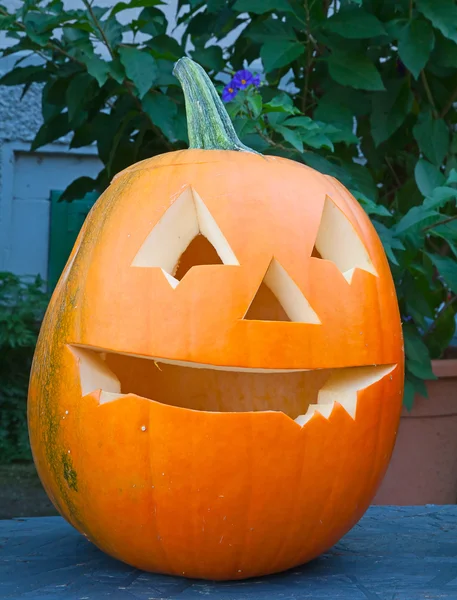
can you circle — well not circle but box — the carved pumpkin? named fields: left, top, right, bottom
left=28, top=58, right=403, bottom=580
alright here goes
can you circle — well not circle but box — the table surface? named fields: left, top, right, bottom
left=1, top=506, right=457, bottom=600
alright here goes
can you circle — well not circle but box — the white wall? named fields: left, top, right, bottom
left=0, top=143, right=101, bottom=278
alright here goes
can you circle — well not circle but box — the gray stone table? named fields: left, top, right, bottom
left=1, top=506, right=457, bottom=599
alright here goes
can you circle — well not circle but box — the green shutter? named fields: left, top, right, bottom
left=48, top=191, right=98, bottom=291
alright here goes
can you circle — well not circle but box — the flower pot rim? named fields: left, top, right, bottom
left=401, top=360, right=457, bottom=418
left=431, top=358, right=457, bottom=379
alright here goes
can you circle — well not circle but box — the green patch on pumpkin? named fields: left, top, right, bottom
left=61, top=452, right=78, bottom=492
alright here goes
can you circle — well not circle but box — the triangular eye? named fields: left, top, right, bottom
left=312, top=197, right=378, bottom=283
left=174, top=234, right=223, bottom=281
left=132, top=187, right=239, bottom=287
left=244, top=258, right=320, bottom=324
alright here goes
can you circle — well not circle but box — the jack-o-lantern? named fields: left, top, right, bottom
left=28, top=58, right=403, bottom=580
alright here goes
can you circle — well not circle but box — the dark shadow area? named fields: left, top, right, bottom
left=0, top=463, right=58, bottom=519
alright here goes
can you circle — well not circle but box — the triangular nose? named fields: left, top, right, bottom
left=243, top=258, right=321, bottom=324
left=131, top=186, right=239, bottom=287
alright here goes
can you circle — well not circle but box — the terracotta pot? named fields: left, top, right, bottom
left=374, top=359, right=457, bottom=505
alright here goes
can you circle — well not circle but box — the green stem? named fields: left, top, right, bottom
left=421, top=70, right=439, bottom=118
left=173, top=57, right=258, bottom=153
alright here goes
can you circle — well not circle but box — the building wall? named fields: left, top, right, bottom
left=0, top=80, right=102, bottom=279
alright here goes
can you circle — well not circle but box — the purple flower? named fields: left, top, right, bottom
left=232, top=69, right=254, bottom=89
left=222, top=83, right=238, bottom=102
left=252, top=74, right=261, bottom=87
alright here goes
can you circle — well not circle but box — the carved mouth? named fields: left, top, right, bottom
left=70, top=345, right=395, bottom=426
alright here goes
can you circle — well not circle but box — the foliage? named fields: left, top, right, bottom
left=0, top=273, right=49, bottom=462
left=0, top=0, right=456, bottom=411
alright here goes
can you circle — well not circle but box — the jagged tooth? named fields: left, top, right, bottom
left=295, top=404, right=318, bottom=426
left=295, top=401, right=335, bottom=427
left=319, top=390, right=358, bottom=419
left=161, top=269, right=179, bottom=289
left=314, top=403, right=334, bottom=419
left=342, top=268, right=356, bottom=283
left=317, top=365, right=396, bottom=420
left=99, top=391, right=128, bottom=404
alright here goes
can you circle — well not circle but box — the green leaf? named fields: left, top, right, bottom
left=300, top=129, right=334, bottom=151
left=357, top=195, right=392, bottom=217
left=447, top=169, right=457, bottom=185
left=431, top=32, right=457, bottom=67
left=207, top=0, right=226, bottom=12
left=88, top=6, right=110, bottom=20
left=414, top=159, right=445, bottom=196
left=109, top=58, right=125, bottom=84
left=371, top=80, right=413, bottom=146
left=100, top=17, right=123, bottom=48
left=233, top=117, right=257, bottom=139
left=246, top=18, right=297, bottom=43
left=147, top=34, right=183, bottom=60
left=345, top=163, right=378, bottom=200
left=246, top=93, right=262, bottom=119
left=275, top=125, right=304, bottom=152
left=155, top=58, right=176, bottom=86
left=404, top=374, right=428, bottom=409
left=407, top=358, right=436, bottom=380
left=283, top=116, right=317, bottom=128
left=385, top=18, right=408, bottom=39
left=426, top=186, right=457, bottom=207
left=142, top=92, right=182, bottom=141
left=417, top=0, right=457, bottom=44
left=398, top=18, right=435, bottom=79
left=395, top=204, right=440, bottom=234
left=0, top=65, right=48, bottom=86
left=0, top=13, right=16, bottom=28
left=137, top=7, right=167, bottom=37
left=431, top=218, right=457, bottom=241
left=373, top=221, right=405, bottom=265
left=314, top=94, right=354, bottom=135
left=263, top=93, right=298, bottom=114
left=119, top=47, right=158, bottom=99
left=191, top=45, right=224, bottom=71
left=327, top=52, right=385, bottom=91
left=31, top=113, right=70, bottom=151
left=23, top=12, right=59, bottom=45
left=302, top=152, right=353, bottom=187
left=62, top=26, right=92, bottom=54
left=413, top=112, right=449, bottom=166
left=260, top=40, right=305, bottom=72
left=323, top=7, right=386, bottom=39
left=233, top=0, right=293, bottom=14
left=66, top=73, right=95, bottom=124
left=426, top=253, right=457, bottom=293
left=242, top=133, right=271, bottom=153
left=60, top=176, right=97, bottom=203
left=403, top=322, right=435, bottom=379
left=425, top=304, right=456, bottom=359
left=110, top=0, right=163, bottom=16
left=41, top=79, right=69, bottom=120
left=83, top=55, right=110, bottom=87
left=432, top=230, right=457, bottom=260
left=403, top=378, right=415, bottom=410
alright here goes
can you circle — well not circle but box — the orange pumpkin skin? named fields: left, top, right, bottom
left=28, top=149, right=404, bottom=580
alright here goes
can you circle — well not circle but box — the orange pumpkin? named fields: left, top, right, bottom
left=28, top=58, right=403, bottom=580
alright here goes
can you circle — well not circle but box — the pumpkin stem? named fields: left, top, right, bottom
left=173, top=57, right=258, bottom=154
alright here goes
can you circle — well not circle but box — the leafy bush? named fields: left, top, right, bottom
left=0, top=0, right=456, bottom=410
left=0, top=273, right=49, bottom=462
